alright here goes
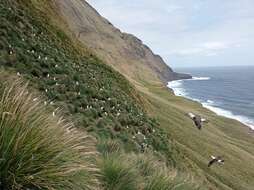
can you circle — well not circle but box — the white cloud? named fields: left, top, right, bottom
left=202, top=42, right=228, bottom=50
left=171, top=41, right=240, bottom=57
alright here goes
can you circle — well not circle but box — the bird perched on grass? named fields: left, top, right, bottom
left=208, top=156, right=225, bottom=167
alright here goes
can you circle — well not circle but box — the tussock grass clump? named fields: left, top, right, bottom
left=131, top=153, right=197, bottom=190
left=0, top=80, right=98, bottom=190
left=132, top=152, right=167, bottom=177
left=144, top=172, right=196, bottom=190
left=97, top=139, right=121, bottom=156
left=96, top=141, right=197, bottom=190
left=98, top=153, right=138, bottom=190
left=144, top=174, right=173, bottom=190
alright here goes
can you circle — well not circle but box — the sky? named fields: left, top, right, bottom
left=87, top=0, right=254, bottom=68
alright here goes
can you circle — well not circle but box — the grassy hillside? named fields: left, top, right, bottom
left=0, top=0, right=160, bottom=153
left=1, top=0, right=254, bottom=190
left=52, top=1, right=254, bottom=189
left=0, top=0, right=198, bottom=189
left=136, top=84, right=254, bottom=190
left=0, top=77, right=196, bottom=190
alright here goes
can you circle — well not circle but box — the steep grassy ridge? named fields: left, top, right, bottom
left=53, top=0, right=191, bottom=85
left=0, top=1, right=200, bottom=189
left=1, top=0, right=254, bottom=190
left=0, top=0, right=160, bottom=153
left=53, top=1, right=254, bottom=189
left=54, top=0, right=254, bottom=188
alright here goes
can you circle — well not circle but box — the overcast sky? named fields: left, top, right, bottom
left=87, top=0, right=254, bottom=68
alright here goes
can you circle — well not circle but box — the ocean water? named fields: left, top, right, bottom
left=168, top=66, right=254, bottom=130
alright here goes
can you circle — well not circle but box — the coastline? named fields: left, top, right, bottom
left=167, top=78, right=254, bottom=130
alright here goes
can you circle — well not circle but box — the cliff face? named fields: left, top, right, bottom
left=53, top=0, right=191, bottom=84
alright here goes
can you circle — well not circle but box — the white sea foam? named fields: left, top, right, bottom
left=167, top=80, right=187, bottom=96
left=167, top=77, right=254, bottom=130
left=167, top=76, right=210, bottom=97
left=206, top=100, right=214, bottom=104
left=203, top=102, right=254, bottom=130
left=189, top=77, right=211, bottom=81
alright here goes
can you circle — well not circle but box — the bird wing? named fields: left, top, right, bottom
left=201, top=118, right=206, bottom=122
left=188, top=113, right=195, bottom=119
left=208, top=159, right=216, bottom=167
left=211, top=156, right=216, bottom=159
left=218, top=159, right=224, bottom=164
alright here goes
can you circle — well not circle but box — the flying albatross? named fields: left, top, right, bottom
left=208, top=156, right=225, bottom=167
left=187, top=112, right=207, bottom=130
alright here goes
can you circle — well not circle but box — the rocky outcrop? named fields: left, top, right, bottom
left=53, top=0, right=191, bottom=84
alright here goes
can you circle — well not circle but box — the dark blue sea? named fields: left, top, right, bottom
left=168, top=66, right=254, bottom=130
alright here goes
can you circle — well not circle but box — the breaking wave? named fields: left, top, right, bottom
left=167, top=77, right=254, bottom=130
left=203, top=101, right=254, bottom=130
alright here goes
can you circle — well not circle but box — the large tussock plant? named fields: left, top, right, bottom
left=133, top=153, right=197, bottom=190
left=96, top=140, right=198, bottom=190
left=96, top=139, right=137, bottom=190
left=0, top=79, right=98, bottom=190
left=98, top=153, right=138, bottom=190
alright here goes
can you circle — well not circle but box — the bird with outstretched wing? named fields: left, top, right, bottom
left=208, top=156, right=225, bottom=167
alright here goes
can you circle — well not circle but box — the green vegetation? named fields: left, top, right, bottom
left=0, top=79, right=98, bottom=190
left=99, top=154, right=138, bottom=190
left=0, top=0, right=197, bottom=189
left=137, top=84, right=254, bottom=190
left=0, top=0, right=162, bottom=154
left=97, top=140, right=196, bottom=190
left=133, top=152, right=196, bottom=190
left=0, top=79, right=199, bottom=190
left=1, top=0, right=254, bottom=189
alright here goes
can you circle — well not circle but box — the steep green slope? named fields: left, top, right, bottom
left=137, top=84, right=254, bottom=190
left=0, top=1, right=202, bottom=189
left=0, top=0, right=189, bottom=176
left=0, top=0, right=157, bottom=152
left=1, top=0, right=254, bottom=190
left=53, top=0, right=254, bottom=188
